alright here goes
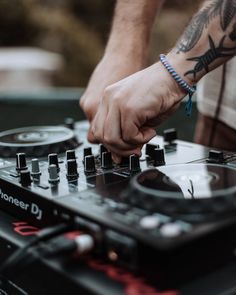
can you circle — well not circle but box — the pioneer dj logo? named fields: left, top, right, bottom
left=0, top=188, right=42, bottom=220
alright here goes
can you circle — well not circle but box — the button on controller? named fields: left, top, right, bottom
left=207, top=150, right=224, bottom=164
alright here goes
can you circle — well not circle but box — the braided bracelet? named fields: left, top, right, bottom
left=159, top=54, right=196, bottom=116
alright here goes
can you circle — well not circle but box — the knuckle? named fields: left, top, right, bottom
left=103, top=135, right=116, bottom=146
left=122, top=132, right=133, bottom=142
left=122, top=102, right=133, bottom=113
left=103, top=86, right=113, bottom=100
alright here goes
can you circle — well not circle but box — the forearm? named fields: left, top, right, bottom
left=105, top=0, right=164, bottom=64
left=167, top=0, right=236, bottom=86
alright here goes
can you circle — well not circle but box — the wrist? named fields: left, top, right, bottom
left=166, top=51, right=198, bottom=86
left=103, top=46, right=147, bottom=70
left=105, top=40, right=148, bottom=66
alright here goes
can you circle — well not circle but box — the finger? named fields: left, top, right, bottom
left=105, top=145, right=142, bottom=157
left=103, top=102, right=139, bottom=151
left=91, top=102, right=108, bottom=143
left=112, top=153, right=122, bottom=164
left=121, top=116, right=156, bottom=144
left=87, top=125, right=99, bottom=143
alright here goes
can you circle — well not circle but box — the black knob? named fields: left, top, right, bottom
left=129, top=154, right=141, bottom=174
left=48, top=153, right=60, bottom=172
left=67, top=159, right=79, bottom=179
left=16, top=153, right=27, bottom=172
left=48, top=164, right=60, bottom=183
left=66, top=150, right=76, bottom=161
left=99, top=144, right=108, bottom=159
left=163, top=128, right=177, bottom=143
left=31, top=158, right=41, bottom=177
left=208, top=150, right=224, bottom=163
left=83, top=147, right=92, bottom=162
left=153, top=148, right=166, bottom=166
left=64, top=117, right=75, bottom=130
left=84, top=155, right=96, bottom=173
left=20, top=170, right=32, bottom=186
left=145, top=143, right=159, bottom=159
left=102, top=152, right=113, bottom=169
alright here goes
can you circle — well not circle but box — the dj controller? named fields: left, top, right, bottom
left=0, top=119, right=236, bottom=288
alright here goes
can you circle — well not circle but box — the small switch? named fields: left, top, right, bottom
left=208, top=150, right=224, bottom=163
left=163, top=128, right=177, bottom=143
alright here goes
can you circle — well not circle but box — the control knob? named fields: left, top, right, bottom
left=145, top=143, right=159, bottom=159
left=20, top=170, right=32, bottom=186
left=83, top=147, right=92, bottom=162
left=31, top=158, right=41, bottom=177
left=102, top=152, right=113, bottom=169
left=16, top=153, right=27, bottom=172
left=84, top=155, right=96, bottom=173
left=48, top=153, right=60, bottom=172
left=153, top=148, right=165, bottom=166
left=163, top=128, right=177, bottom=143
left=66, top=150, right=76, bottom=160
left=66, top=159, right=79, bottom=179
left=48, top=164, right=60, bottom=183
left=129, top=154, right=141, bottom=174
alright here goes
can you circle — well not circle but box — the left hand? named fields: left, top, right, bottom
left=90, top=59, right=186, bottom=161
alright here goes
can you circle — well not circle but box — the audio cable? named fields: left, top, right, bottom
left=0, top=223, right=70, bottom=278
left=2, top=232, right=94, bottom=280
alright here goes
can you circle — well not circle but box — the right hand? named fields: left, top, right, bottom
left=79, top=53, right=145, bottom=142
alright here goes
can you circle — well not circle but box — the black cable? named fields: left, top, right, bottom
left=3, top=235, right=79, bottom=279
left=0, top=223, right=70, bottom=278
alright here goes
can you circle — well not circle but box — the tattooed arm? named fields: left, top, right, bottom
left=90, top=0, right=236, bottom=159
left=172, top=0, right=236, bottom=84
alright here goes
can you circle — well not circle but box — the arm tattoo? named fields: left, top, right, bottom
left=221, top=0, right=236, bottom=30
left=177, top=0, right=236, bottom=53
left=184, top=35, right=236, bottom=79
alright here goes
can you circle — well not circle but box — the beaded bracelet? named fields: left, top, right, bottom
left=159, top=54, right=196, bottom=116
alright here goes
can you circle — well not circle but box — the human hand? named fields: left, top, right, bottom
left=79, top=53, right=145, bottom=142
left=90, top=55, right=187, bottom=160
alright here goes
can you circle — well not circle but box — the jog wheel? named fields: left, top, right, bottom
left=123, top=164, right=236, bottom=218
left=0, top=126, right=79, bottom=157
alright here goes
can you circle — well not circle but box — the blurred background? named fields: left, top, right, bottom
left=0, top=0, right=201, bottom=139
